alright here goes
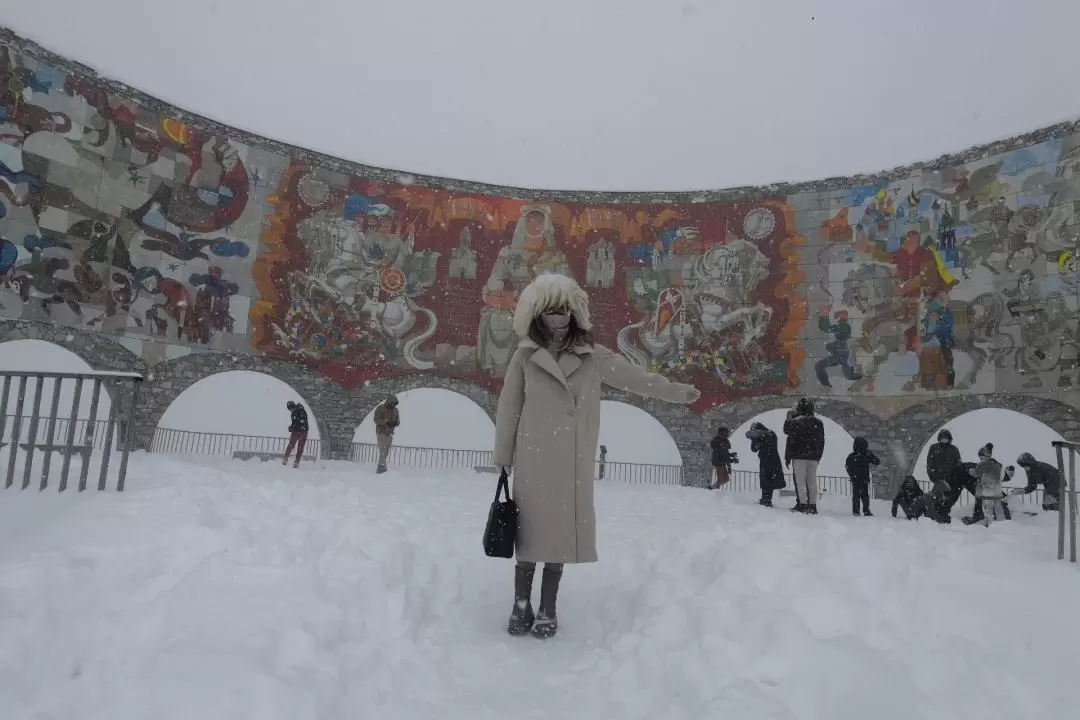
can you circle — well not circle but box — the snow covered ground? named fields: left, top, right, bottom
left=1, top=453, right=1078, bottom=720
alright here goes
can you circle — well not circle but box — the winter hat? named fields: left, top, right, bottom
left=286, top=401, right=296, bottom=410
left=1017, top=452, right=1036, bottom=466
left=937, top=429, right=952, bottom=443
left=796, top=397, right=815, bottom=416
left=513, top=273, right=592, bottom=339
left=853, top=437, right=868, bottom=453
left=978, top=443, right=994, bottom=459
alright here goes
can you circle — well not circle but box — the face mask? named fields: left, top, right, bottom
left=542, top=311, right=571, bottom=330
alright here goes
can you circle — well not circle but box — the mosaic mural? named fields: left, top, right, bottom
left=1, top=31, right=1079, bottom=412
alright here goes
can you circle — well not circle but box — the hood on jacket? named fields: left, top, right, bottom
left=852, top=437, right=869, bottom=453
left=937, top=429, right=952, bottom=444
left=1017, top=452, right=1036, bottom=467
left=512, top=273, right=592, bottom=339
left=796, top=397, right=815, bottom=416
left=384, top=396, right=399, bottom=407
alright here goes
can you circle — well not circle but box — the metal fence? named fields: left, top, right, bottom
left=151, top=427, right=321, bottom=462
left=0, top=370, right=142, bottom=492
left=717, top=469, right=862, bottom=497
left=347, top=442, right=685, bottom=485
left=1053, top=440, right=1079, bottom=563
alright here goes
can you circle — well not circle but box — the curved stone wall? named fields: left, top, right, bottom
left=2, top=27, right=1079, bottom=488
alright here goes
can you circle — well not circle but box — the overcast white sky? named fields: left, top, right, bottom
left=4, top=0, right=1080, bottom=191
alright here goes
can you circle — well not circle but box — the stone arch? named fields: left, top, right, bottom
left=0, top=320, right=145, bottom=374
left=135, top=354, right=356, bottom=458
left=596, top=398, right=683, bottom=465
left=355, top=375, right=499, bottom=429
left=600, top=389, right=690, bottom=478
left=352, top=383, right=497, bottom=450
left=0, top=322, right=146, bottom=445
left=889, top=394, right=1080, bottom=480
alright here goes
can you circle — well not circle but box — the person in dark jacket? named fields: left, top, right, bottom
left=943, top=461, right=978, bottom=515
left=892, top=475, right=924, bottom=519
left=709, top=427, right=737, bottom=489
left=915, top=476, right=952, bottom=523
left=1016, top=453, right=1061, bottom=511
left=784, top=398, right=825, bottom=514
left=283, top=401, right=309, bottom=468
left=373, top=396, right=400, bottom=474
left=746, top=422, right=785, bottom=506
left=892, top=475, right=950, bottom=522
left=926, top=429, right=962, bottom=488
left=845, top=437, right=879, bottom=516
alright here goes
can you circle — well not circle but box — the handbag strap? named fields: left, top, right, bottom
left=495, top=469, right=511, bottom=502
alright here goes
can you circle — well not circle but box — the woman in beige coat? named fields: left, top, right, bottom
left=493, top=273, right=700, bottom=639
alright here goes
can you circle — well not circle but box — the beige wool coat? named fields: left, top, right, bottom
left=493, top=339, right=694, bottom=564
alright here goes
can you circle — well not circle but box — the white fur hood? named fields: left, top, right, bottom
left=512, top=273, right=592, bottom=338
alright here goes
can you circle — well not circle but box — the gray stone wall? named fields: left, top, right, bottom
left=6, top=319, right=1080, bottom=496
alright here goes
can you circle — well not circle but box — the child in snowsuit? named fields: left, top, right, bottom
left=845, top=437, right=879, bottom=516
left=974, top=444, right=1005, bottom=527
left=892, top=476, right=924, bottom=519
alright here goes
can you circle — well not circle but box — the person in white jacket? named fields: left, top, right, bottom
left=974, top=443, right=1005, bottom=527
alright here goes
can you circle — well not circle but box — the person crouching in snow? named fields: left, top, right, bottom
left=892, top=475, right=924, bottom=519
left=493, top=273, right=700, bottom=639
left=974, top=443, right=1005, bottom=527
left=1016, top=452, right=1061, bottom=511
left=746, top=422, right=785, bottom=506
left=282, top=401, right=308, bottom=468
left=709, top=427, right=737, bottom=489
left=845, top=437, right=879, bottom=516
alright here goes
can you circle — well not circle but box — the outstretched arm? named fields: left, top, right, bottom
left=493, top=349, right=527, bottom=469
left=595, top=346, right=697, bottom=403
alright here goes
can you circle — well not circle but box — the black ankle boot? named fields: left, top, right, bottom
left=507, top=564, right=535, bottom=636
left=808, top=504, right=818, bottom=515
left=791, top=503, right=806, bottom=513
left=532, top=566, right=562, bottom=639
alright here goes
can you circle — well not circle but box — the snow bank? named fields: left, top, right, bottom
left=0, top=455, right=1077, bottom=719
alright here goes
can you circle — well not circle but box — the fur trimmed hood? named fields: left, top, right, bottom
left=512, top=273, right=592, bottom=338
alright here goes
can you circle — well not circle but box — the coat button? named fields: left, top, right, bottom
left=568, top=409, right=576, bottom=417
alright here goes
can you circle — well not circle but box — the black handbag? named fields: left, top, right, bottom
left=483, top=470, right=518, bottom=558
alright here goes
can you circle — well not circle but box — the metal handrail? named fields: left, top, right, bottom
left=151, top=427, right=322, bottom=461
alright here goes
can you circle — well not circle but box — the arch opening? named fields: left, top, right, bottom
left=597, top=401, right=682, bottom=466
left=155, top=370, right=322, bottom=459
left=0, top=339, right=117, bottom=455
left=912, top=408, right=1066, bottom=486
left=729, top=408, right=857, bottom=480
left=353, top=388, right=494, bottom=450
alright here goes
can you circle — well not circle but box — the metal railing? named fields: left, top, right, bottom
left=350, top=442, right=492, bottom=470
left=0, top=371, right=142, bottom=493
left=2, top=415, right=120, bottom=452
left=598, top=460, right=683, bottom=486
left=716, top=469, right=864, bottom=497
left=151, top=427, right=321, bottom=462
left=1053, top=441, right=1079, bottom=563
left=348, top=442, right=687, bottom=485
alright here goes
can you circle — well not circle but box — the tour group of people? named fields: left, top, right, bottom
left=708, top=409, right=1063, bottom=526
